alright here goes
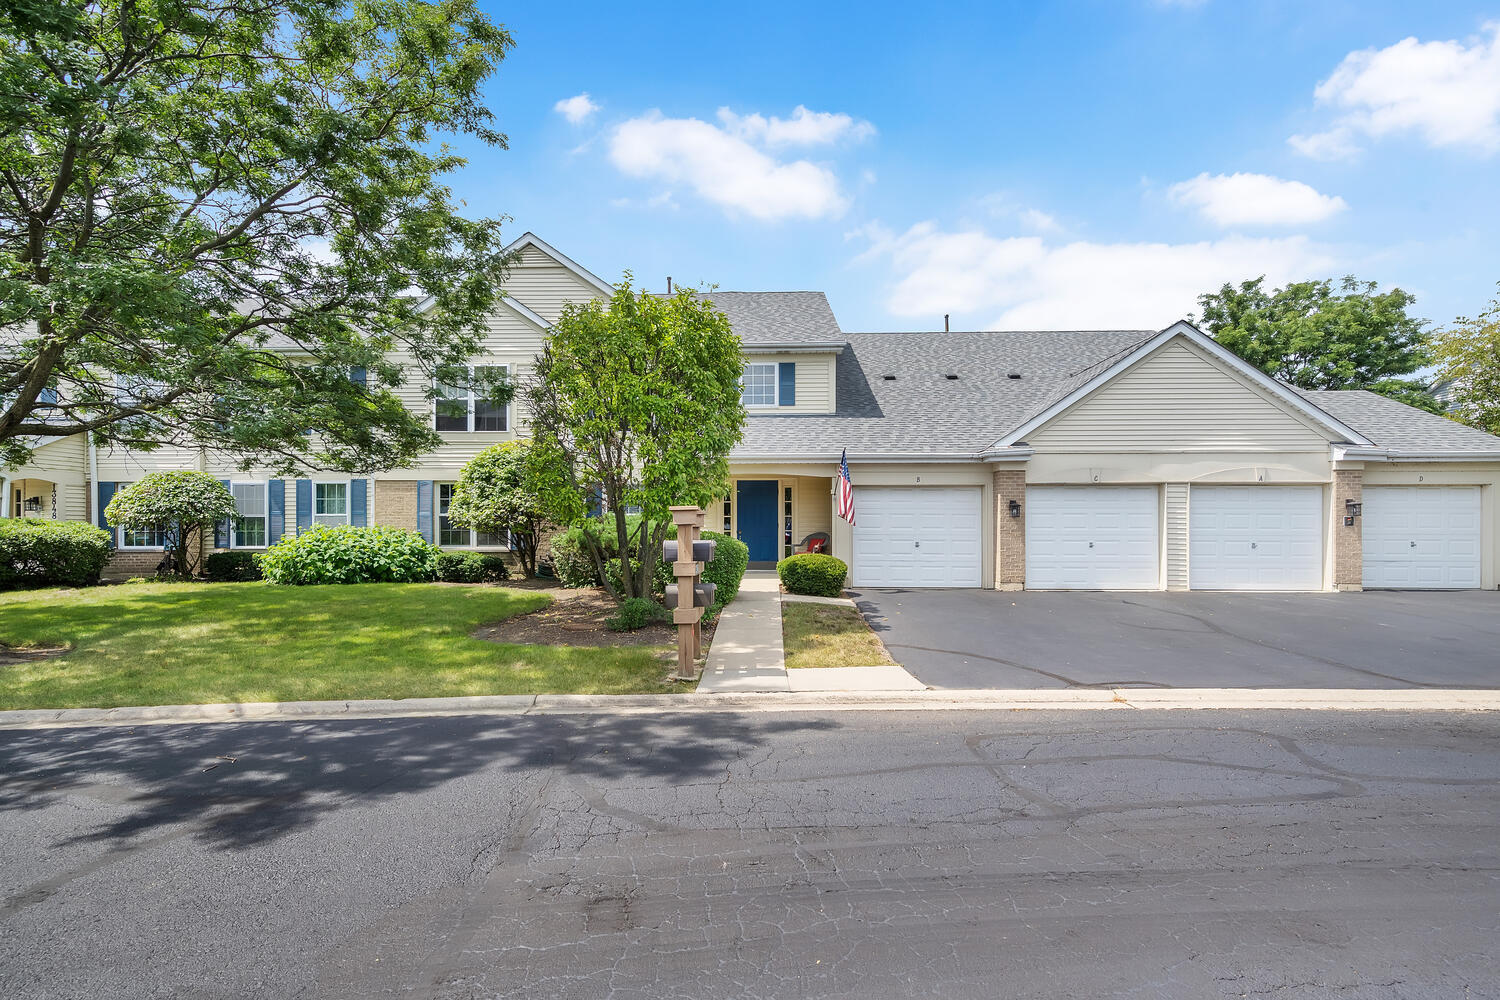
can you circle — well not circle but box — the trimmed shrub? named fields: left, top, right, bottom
left=436, top=551, right=509, bottom=583
left=104, top=470, right=237, bottom=576
left=777, top=553, right=848, bottom=597
left=575, top=522, right=746, bottom=616
left=697, top=531, right=748, bottom=614
left=0, top=519, right=112, bottom=589
left=204, top=551, right=262, bottom=582
left=549, top=528, right=600, bottom=588
left=606, top=596, right=668, bottom=632
left=259, top=525, right=439, bottom=585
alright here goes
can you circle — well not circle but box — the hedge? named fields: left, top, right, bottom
left=777, top=553, right=848, bottom=597
left=259, top=525, right=439, bottom=585
left=549, top=516, right=749, bottom=615
left=204, top=551, right=262, bottom=582
left=435, top=551, right=509, bottom=583
left=0, top=519, right=112, bottom=589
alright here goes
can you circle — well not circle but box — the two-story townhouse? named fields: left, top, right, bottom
left=7, top=231, right=1500, bottom=590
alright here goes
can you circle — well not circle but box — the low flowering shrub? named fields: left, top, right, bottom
left=777, top=553, right=848, bottom=597
left=0, top=519, right=112, bottom=589
left=259, top=525, right=439, bottom=585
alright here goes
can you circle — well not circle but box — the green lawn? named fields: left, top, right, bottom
left=0, top=582, right=681, bottom=710
left=781, top=601, right=896, bottom=669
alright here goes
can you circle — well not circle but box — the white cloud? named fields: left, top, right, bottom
left=554, top=93, right=600, bottom=124
left=1168, top=172, right=1348, bottom=226
left=717, top=105, right=875, bottom=147
left=1019, top=208, right=1062, bottom=234
left=858, top=222, right=1338, bottom=328
left=607, top=110, right=856, bottom=221
left=1292, top=23, right=1500, bottom=157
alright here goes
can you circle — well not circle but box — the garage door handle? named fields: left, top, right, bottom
left=1088, top=541, right=1094, bottom=548
left=914, top=541, right=920, bottom=548
left=1411, top=541, right=1417, bottom=547
left=1251, top=541, right=1257, bottom=550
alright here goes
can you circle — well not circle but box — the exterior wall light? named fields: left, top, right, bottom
left=23, top=496, right=41, bottom=513
left=1345, top=499, right=1362, bottom=517
left=1008, top=499, right=1021, bottom=518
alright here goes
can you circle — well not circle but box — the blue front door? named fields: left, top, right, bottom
left=736, top=480, right=780, bottom=563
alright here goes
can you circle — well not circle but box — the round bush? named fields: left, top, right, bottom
left=0, top=519, right=112, bottom=589
left=777, top=553, right=848, bottom=597
left=204, top=551, right=262, bottom=582
left=259, top=525, right=439, bottom=585
left=606, top=596, right=667, bottom=632
left=436, top=551, right=509, bottom=583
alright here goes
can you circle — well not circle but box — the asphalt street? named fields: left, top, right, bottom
left=852, top=589, right=1500, bottom=689
left=2, top=709, right=1498, bottom=999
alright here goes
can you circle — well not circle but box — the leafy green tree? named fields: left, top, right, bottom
left=1431, top=284, right=1500, bottom=435
left=1196, top=276, right=1439, bottom=411
left=527, top=280, right=745, bottom=601
left=0, top=0, right=515, bottom=472
left=105, top=471, right=237, bottom=576
left=448, top=439, right=548, bottom=577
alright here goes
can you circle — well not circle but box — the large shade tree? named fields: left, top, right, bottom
left=1195, top=276, right=1440, bottom=412
left=0, top=0, right=515, bottom=472
left=527, top=281, right=746, bottom=601
left=1431, top=284, right=1500, bottom=435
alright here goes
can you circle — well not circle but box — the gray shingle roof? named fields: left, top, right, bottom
left=734, top=330, right=1154, bottom=458
left=691, top=291, right=843, bottom=346
left=1299, top=389, right=1500, bottom=453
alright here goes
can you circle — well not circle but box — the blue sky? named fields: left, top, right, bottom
left=449, top=1, right=1500, bottom=333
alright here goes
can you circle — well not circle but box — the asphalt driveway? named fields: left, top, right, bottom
left=850, top=589, right=1500, bottom=689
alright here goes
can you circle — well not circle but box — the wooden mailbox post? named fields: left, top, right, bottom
left=664, top=505, right=715, bottom=680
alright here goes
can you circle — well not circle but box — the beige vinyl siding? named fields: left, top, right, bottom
left=6, top=433, right=87, bottom=482
left=1164, top=482, right=1189, bottom=590
left=793, top=475, right=832, bottom=547
left=95, top=442, right=202, bottom=479
left=743, top=351, right=838, bottom=414
left=503, top=245, right=604, bottom=322
left=1027, top=342, right=1332, bottom=452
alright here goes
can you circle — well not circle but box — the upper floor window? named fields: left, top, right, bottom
left=436, top=365, right=510, bottom=432
left=741, top=363, right=777, bottom=407
left=313, top=482, right=348, bottom=528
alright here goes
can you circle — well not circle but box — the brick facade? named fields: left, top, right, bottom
left=1332, top=468, right=1363, bottom=591
left=373, top=479, right=419, bottom=531
left=992, top=467, right=1026, bottom=590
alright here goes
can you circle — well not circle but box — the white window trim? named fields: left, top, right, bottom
left=435, top=482, right=511, bottom=550
left=741, top=362, right=779, bottom=409
left=312, top=479, right=352, bottom=528
left=114, top=482, right=165, bottom=549
left=433, top=364, right=512, bottom=433
left=228, top=479, right=272, bottom=550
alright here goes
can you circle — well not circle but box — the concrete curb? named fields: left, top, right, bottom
left=2, top=687, right=1499, bottom=730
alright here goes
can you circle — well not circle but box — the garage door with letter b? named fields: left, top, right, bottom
left=851, top=487, right=983, bottom=588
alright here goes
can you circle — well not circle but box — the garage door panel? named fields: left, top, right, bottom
left=851, top=487, right=982, bottom=588
left=1363, top=487, right=1481, bottom=589
left=1026, top=487, right=1160, bottom=590
left=1189, top=486, right=1324, bottom=591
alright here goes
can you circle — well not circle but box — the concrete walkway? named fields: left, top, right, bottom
left=696, top=571, right=790, bottom=693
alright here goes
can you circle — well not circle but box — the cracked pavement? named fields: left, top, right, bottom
left=1, top=709, right=1498, bottom=998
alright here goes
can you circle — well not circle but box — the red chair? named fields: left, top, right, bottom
left=797, top=532, right=830, bottom=554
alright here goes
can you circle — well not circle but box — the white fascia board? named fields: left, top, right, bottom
left=742, top=342, right=846, bottom=354
left=990, top=320, right=1375, bottom=450
left=730, top=452, right=981, bottom=464
left=1337, top=445, right=1500, bottom=463
left=979, top=447, right=1035, bottom=463
left=502, top=232, right=615, bottom=297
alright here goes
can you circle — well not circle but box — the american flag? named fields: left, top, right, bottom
left=836, top=449, right=856, bottom=526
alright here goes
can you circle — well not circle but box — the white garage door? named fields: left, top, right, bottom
left=1189, top=486, right=1323, bottom=591
left=1362, top=486, right=1481, bottom=589
left=851, top=487, right=983, bottom=587
left=1025, top=487, right=1160, bottom=589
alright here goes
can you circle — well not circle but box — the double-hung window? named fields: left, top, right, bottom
left=435, top=365, right=510, bottom=432
left=115, top=482, right=165, bottom=548
left=232, top=482, right=267, bottom=547
left=313, top=482, right=348, bottom=528
left=436, top=483, right=507, bottom=548
left=741, top=363, right=778, bottom=408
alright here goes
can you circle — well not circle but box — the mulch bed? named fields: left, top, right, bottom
left=474, top=586, right=715, bottom=649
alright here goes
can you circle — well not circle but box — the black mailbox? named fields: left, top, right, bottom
left=664, top=582, right=717, bottom=609
left=662, top=539, right=717, bottom=563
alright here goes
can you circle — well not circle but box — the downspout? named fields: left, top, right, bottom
left=88, top=436, right=99, bottom=523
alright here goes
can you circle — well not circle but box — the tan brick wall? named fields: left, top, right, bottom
left=1333, top=468, right=1363, bottom=591
left=993, top=467, right=1026, bottom=590
left=373, top=479, right=419, bottom=531
left=103, top=549, right=170, bottom=579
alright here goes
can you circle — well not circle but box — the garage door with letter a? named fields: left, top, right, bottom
left=851, top=487, right=983, bottom=588
left=1025, top=486, right=1160, bottom=590
left=1362, top=486, right=1481, bottom=589
left=1189, top=486, right=1323, bottom=591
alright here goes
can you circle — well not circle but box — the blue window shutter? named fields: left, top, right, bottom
left=587, top=485, right=603, bottom=518
left=295, top=479, right=312, bottom=533
left=416, top=481, right=434, bottom=541
left=349, top=366, right=367, bottom=387
left=38, top=387, right=58, bottom=406
left=778, top=362, right=796, bottom=406
left=97, top=482, right=117, bottom=531
left=268, top=480, right=285, bottom=544
left=350, top=478, right=368, bottom=527
left=214, top=479, right=231, bottom=548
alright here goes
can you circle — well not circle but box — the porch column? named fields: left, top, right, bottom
left=1332, top=467, right=1363, bottom=592
left=993, top=466, right=1026, bottom=590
